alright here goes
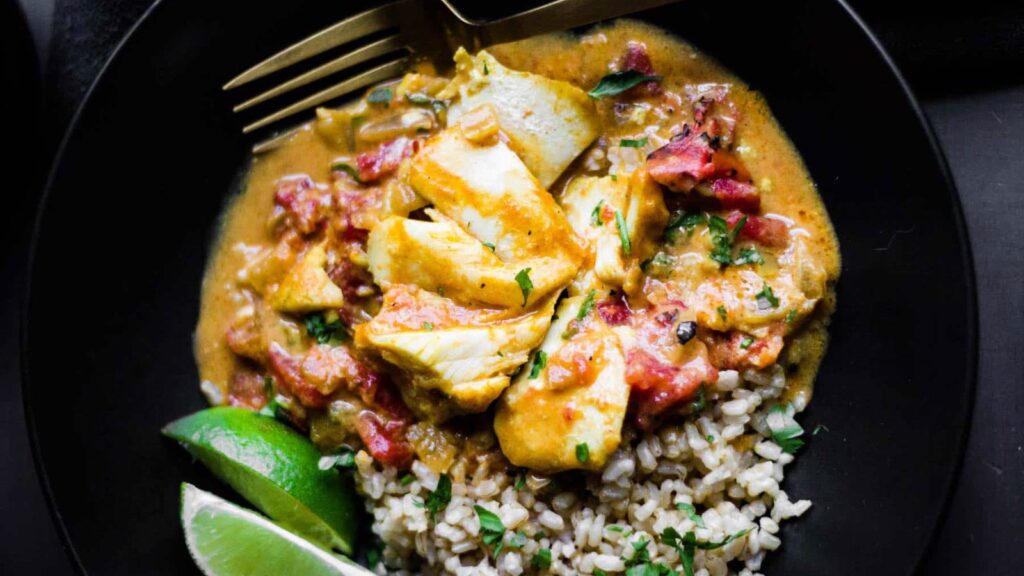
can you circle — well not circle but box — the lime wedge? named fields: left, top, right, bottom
left=181, top=483, right=373, bottom=576
left=163, top=407, right=357, bottom=554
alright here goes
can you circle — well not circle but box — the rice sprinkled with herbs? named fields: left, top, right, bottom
left=354, top=367, right=811, bottom=576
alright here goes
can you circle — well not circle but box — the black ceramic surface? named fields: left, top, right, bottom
left=24, top=0, right=976, bottom=574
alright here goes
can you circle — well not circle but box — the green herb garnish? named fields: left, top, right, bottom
left=400, top=473, right=415, bottom=486
left=622, top=537, right=651, bottom=567
left=740, top=335, right=754, bottom=349
left=514, top=476, right=526, bottom=491
left=515, top=268, right=533, bottom=306
left=785, top=309, right=798, bottom=324
left=675, top=503, right=706, bottom=528
left=688, top=385, right=706, bottom=415
left=587, top=70, right=663, bottom=99
left=733, top=247, right=764, bottom=266
left=532, top=548, right=552, bottom=569
left=620, top=137, right=649, bottom=148
left=483, top=242, right=496, bottom=252
left=665, top=211, right=706, bottom=243
left=330, top=161, right=363, bottom=183
left=423, top=474, right=452, bottom=522
left=591, top=199, right=605, bottom=227
left=317, top=448, right=356, bottom=471
left=474, top=505, right=507, bottom=557
left=577, top=290, right=597, bottom=321
left=528, top=350, right=548, bottom=379
left=305, top=312, right=347, bottom=344
left=615, top=210, right=632, bottom=256
left=756, top=282, right=780, bottom=309
left=575, top=442, right=590, bottom=463
left=708, top=215, right=746, bottom=266
left=813, top=424, right=829, bottom=436
left=768, top=404, right=805, bottom=453
left=716, top=305, right=728, bottom=321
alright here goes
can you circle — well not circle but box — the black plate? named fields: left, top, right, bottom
left=24, top=0, right=976, bottom=574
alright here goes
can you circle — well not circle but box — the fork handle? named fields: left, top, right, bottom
left=455, top=0, right=683, bottom=47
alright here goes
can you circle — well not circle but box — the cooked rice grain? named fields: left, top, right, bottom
left=355, top=367, right=811, bottom=576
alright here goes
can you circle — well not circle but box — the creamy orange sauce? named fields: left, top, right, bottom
left=195, top=20, right=839, bottom=459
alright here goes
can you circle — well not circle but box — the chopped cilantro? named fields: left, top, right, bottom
left=515, top=268, right=533, bottom=306
left=785, top=309, right=798, bottom=323
left=768, top=403, right=805, bottom=453
left=577, top=289, right=597, bottom=321
left=474, top=505, right=506, bottom=557
left=642, top=252, right=675, bottom=278
left=528, top=350, right=548, bottom=379
left=532, top=548, right=552, bottom=568
left=708, top=215, right=746, bottom=266
left=591, top=199, right=605, bottom=227
left=717, top=305, right=728, bottom=321
left=813, top=424, right=830, bottom=436
left=588, top=70, right=663, bottom=99
left=318, top=448, right=355, bottom=471
left=423, top=474, right=452, bottom=522
left=330, top=161, right=363, bottom=183
left=615, top=210, right=632, bottom=256
left=366, top=542, right=382, bottom=567
left=675, top=502, right=706, bottom=528
left=756, top=282, right=780, bottom=309
left=688, top=385, right=706, bottom=415
left=706, top=435, right=715, bottom=443
left=367, top=86, right=392, bottom=105
left=620, top=137, right=649, bottom=148
left=733, top=247, right=764, bottom=266
left=400, top=473, right=415, bottom=486
left=422, top=321, right=433, bottom=331
left=576, top=442, right=590, bottom=463
left=514, top=476, right=526, bottom=491
left=740, top=335, right=754, bottom=349
left=507, top=531, right=528, bottom=549
left=305, top=312, right=347, bottom=344
left=437, top=286, right=446, bottom=297
left=665, top=211, right=706, bottom=243
left=483, top=242, right=496, bottom=252
left=595, top=570, right=608, bottom=576
left=622, top=537, right=651, bottom=567
left=483, top=60, right=489, bottom=75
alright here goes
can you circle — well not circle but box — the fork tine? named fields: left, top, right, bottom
left=241, top=58, right=408, bottom=134
left=223, top=0, right=408, bottom=90
left=233, top=35, right=406, bottom=112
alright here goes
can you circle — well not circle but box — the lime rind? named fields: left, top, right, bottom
left=181, top=483, right=373, bottom=576
left=163, top=407, right=358, bottom=554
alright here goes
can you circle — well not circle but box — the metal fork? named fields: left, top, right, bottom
left=226, top=0, right=679, bottom=140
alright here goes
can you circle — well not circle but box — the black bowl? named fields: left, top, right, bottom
left=24, top=1, right=976, bottom=574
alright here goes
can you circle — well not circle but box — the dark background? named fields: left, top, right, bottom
left=2, top=0, right=1021, bottom=574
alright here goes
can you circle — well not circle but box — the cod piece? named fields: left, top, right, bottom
left=269, top=243, right=344, bottom=313
left=440, top=48, right=600, bottom=188
left=560, top=169, right=668, bottom=292
left=494, top=293, right=629, bottom=472
left=373, top=127, right=583, bottom=308
left=356, top=285, right=556, bottom=416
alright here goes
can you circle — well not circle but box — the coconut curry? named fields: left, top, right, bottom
left=195, top=21, right=840, bottom=475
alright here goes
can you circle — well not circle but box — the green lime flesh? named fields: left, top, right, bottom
left=163, top=407, right=357, bottom=554
left=181, top=483, right=372, bottom=576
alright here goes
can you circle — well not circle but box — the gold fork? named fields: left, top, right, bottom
left=226, top=0, right=679, bottom=140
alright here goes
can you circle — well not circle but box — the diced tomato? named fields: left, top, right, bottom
left=267, top=342, right=330, bottom=408
left=646, top=127, right=718, bottom=192
left=273, top=175, right=331, bottom=236
left=597, top=292, right=633, bottom=326
left=227, top=371, right=268, bottom=411
left=353, top=137, right=415, bottom=183
left=710, top=178, right=761, bottom=213
left=356, top=412, right=413, bottom=468
left=726, top=210, right=788, bottom=247
left=621, top=41, right=660, bottom=96
left=626, top=349, right=717, bottom=429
